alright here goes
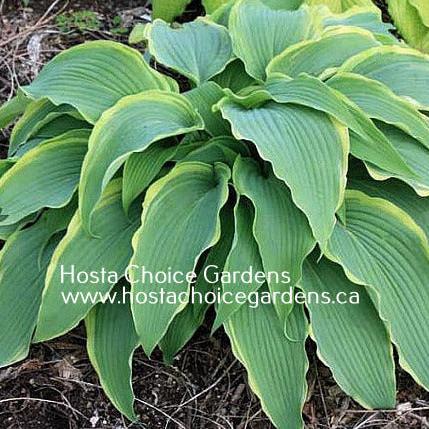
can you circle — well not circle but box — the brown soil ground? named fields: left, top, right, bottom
left=0, top=1, right=428, bottom=428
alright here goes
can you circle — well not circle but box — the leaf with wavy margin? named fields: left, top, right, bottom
left=78, top=91, right=203, bottom=233
left=326, top=190, right=429, bottom=389
left=22, top=41, right=178, bottom=123
left=302, top=256, right=396, bottom=409
left=130, top=162, right=230, bottom=355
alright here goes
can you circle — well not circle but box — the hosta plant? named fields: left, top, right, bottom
left=1, top=1, right=429, bottom=427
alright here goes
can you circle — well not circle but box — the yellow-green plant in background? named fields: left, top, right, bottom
left=388, top=0, right=429, bottom=53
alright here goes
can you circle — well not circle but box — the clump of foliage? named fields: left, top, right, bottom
left=109, top=15, right=129, bottom=35
left=388, top=0, right=429, bottom=53
left=56, top=10, right=101, bottom=33
left=1, top=1, right=429, bottom=427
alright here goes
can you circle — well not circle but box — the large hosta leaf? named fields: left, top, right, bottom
left=0, top=205, right=74, bottom=367
left=86, top=282, right=139, bottom=421
left=220, top=98, right=348, bottom=247
left=130, top=162, right=230, bottom=355
left=160, top=202, right=235, bottom=362
left=328, top=72, right=429, bottom=149
left=22, top=41, right=178, bottom=123
left=212, top=197, right=264, bottom=331
left=265, top=74, right=413, bottom=178
left=79, top=91, right=203, bottom=232
left=233, top=157, right=315, bottom=323
left=302, top=257, right=396, bottom=409
left=229, top=0, right=320, bottom=81
left=267, top=27, right=380, bottom=78
left=0, top=130, right=89, bottom=226
left=145, top=19, right=233, bottom=85
left=34, top=180, right=141, bottom=342
left=225, top=298, right=308, bottom=429
left=339, top=45, right=429, bottom=110
left=326, top=190, right=429, bottom=389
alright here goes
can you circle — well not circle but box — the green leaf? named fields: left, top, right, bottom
left=233, top=157, right=315, bottom=324
left=22, top=41, right=178, bottom=123
left=0, top=159, right=14, bottom=178
left=267, top=27, right=380, bottom=78
left=210, top=0, right=236, bottom=26
left=305, top=0, right=377, bottom=13
left=85, top=282, right=139, bottom=421
left=184, top=82, right=231, bottom=136
left=219, top=98, right=348, bottom=247
left=122, top=139, right=177, bottom=215
left=203, top=0, right=232, bottom=13
left=0, top=130, right=89, bottom=226
left=301, top=257, right=396, bottom=409
left=180, top=136, right=244, bottom=167
left=160, top=302, right=203, bottom=364
left=339, top=45, right=429, bottom=110
left=15, top=117, right=91, bottom=158
left=0, top=214, right=37, bottom=241
left=128, top=23, right=146, bottom=44
left=225, top=298, right=308, bottom=429
left=34, top=180, right=141, bottom=342
left=328, top=72, right=429, bottom=150
left=9, top=99, right=81, bottom=155
left=152, top=0, right=192, bottom=22
left=145, top=18, right=233, bottom=85
left=9, top=98, right=53, bottom=155
left=388, top=0, right=429, bottom=53
left=160, top=202, right=235, bottom=362
left=366, top=122, right=429, bottom=196
left=322, top=7, right=395, bottom=39
left=79, top=91, right=203, bottom=233
left=0, top=91, right=30, bottom=129
left=212, top=197, right=264, bottom=331
left=265, top=74, right=414, bottom=178
left=410, top=0, right=429, bottom=26
left=180, top=142, right=234, bottom=165
left=348, top=177, right=429, bottom=239
left=229, top=0, right=320, bottom=81
left=0, top=206, right=74, bottom=367
left=130, top=162, right=230, bottom=355
left=211, top=59, right=256, bottom=93
left=326, top=190, right=429, bottom=389
left=210, top=135, right=251, bottom=157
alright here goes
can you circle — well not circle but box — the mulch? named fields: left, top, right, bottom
left=0, top=1, right=428, bottom=428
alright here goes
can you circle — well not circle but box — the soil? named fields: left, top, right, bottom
left=0, top=1, right=428, bottom=428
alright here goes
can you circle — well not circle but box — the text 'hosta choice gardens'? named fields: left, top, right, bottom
left=0, top=0, right=429, bottom=427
